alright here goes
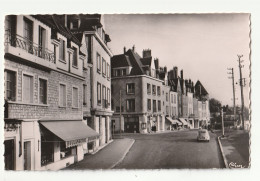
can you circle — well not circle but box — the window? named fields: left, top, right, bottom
left=38, top=26, right=46, bottom=58
left=174, top=95, right=176, bottom=103
left=39, top=78, right=47, bottom=104
left=153, top=100, right=157, bottom=112
left=24, top=18, right=33, bottom=54
left=5, top=15, right=16, bottom=47
left=71, top=20, right=79, bottom=29
left=72, top=47, right=78, bottom=67
left=147, top=99, right=151, bottom=111
left=102, top=85, right=106, bottom=108
left=152, top=85, right=156, bottom=95
left=107, top=63, right=110, bottom=79
left=23, top=74, right=33, bottom=103
left=166, top=106, right=169, bottom=114
left=166, top=92, right=169, bottom=102
left=157, top=86, right=161, bottom=96
left=115, top=69, right=121, bottom=77
left=122, top=69, right=126, bottom=76
left=102, top=58, right=106, bottom=77
left=147, top=83, right=151, bottom=94
left=107, top=88, right=110, bottom=106
left=72, top=87, right=79, bottom=108
left=4, top=70, right=16, bottom=101
left=126, top=99, right=135, bottom=112
left=97, top=53, right=101, bottom=72
left=97, top=82, right=101, bottom=105
left=59, top=39, right=65, bottom=61
left=59, top=84, right=66, bottom=107
left=158, top=100, right=161, bottom=111
left=171, top=94, right=173, bottom=103
left=83, top=84, right=87, bottom=106
left=126, top=83, right=135, bottom=94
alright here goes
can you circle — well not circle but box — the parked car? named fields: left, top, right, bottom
left=197, top=129, right=210, bottom=142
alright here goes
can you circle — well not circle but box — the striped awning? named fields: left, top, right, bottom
left=178, top=118, right=188, bottom=126
left=166, top=117, right=182, bottom=125
left=40, top=120, right=99, bottom=148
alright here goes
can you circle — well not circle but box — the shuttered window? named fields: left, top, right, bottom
left=23, top=74, right=33, bottom=103
left=59, top=84, right=66, bottom=107
left=72, top=87, right=79, bottom=108
left=4, top=70, right=16, bottom=101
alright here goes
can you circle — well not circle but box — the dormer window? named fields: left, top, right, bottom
left=71, top=19, right=79, bottom=29
left=59, top=39, right=65, bottom=61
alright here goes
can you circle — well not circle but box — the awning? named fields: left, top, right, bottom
left=40, top=120, right=99, bottom=148
left=178, top=118, right=188, bottom=126
left=166, top=117, right=182, bottom=125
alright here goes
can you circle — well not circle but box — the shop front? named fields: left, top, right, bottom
left=39, top=120, right=99, bottom=170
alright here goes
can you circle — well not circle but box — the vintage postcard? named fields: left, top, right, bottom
left=2, top=13, right=250, bottom=171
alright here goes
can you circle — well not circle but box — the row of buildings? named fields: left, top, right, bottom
left=4, top=14, right=113, bottom=170
left=111, top=48, right=210, bottom=134
left=3, top=14, right=210, bottom=171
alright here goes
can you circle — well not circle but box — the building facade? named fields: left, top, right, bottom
left=66, top=14, right=113, bottom=148
left=4, top=15, right=99, bottom=170
left=111, top=48, right=168, bottom=134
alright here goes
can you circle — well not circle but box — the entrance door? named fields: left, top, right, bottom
left=124, top=117, right=139, bottom=133
left=24, top=141, right=31, bottom=170
left=4, top=139, right=15, bottom=170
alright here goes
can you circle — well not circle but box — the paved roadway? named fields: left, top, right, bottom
left=114, top=129, right=225, bottom=169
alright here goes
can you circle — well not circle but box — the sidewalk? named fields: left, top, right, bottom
left=216, top=129, right=250, bottom=168
left=63, top=138, right=135, bottom=170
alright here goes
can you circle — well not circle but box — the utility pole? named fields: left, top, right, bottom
left=221, top=107, right=224, bottom=137
left=119, top=89, right=122, bottom=137
left=237, top=55, right=245, bottom=130
left=227, top=68, right=236, bottom=119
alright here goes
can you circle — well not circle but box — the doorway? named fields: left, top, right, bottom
left=24, top=141, right=31, bottom=170
left=4, top=139, right=15, bottom=170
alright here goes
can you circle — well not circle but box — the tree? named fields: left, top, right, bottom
left=209, top=98, right=222, bottom=113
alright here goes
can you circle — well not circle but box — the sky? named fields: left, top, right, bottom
left=104, top=14, right=250, bottom=108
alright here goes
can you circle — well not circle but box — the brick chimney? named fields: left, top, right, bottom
left=132, top=45, right=135, bottom=52
left=143, top=49, right=151, bottom=58
left=180, top=70, right=183, bottom=79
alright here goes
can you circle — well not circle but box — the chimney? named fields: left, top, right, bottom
left=124, top=46, right=126, bottom=54
left=173, top=66, right=178, bottom=79
left=132, top=45, right=135, bottom=52
left=64, top=15, right=67, bottom=27
left=180, top=70, right=183, bottom=79
left=143, top=49, right=152, bottom=58
left=164, top=66, right=167, bottom=73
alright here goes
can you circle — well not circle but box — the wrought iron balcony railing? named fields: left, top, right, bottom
left=5, top=30, right=55, bottom=64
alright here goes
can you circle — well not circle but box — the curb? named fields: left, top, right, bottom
left=91, top=139, right=114, bottom=155
left=217, top=136, right=229, bottom=168
left=109, top=139, right=135, bottom=169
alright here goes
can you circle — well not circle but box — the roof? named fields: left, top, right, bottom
left=40, top=120, right=99, bottom=147
left=111, top=54, right=132, bottom=68
left=125, top=49, right=145, bottom=75
left=168, top=78, right=179, bottom=92
left=195, top=80, right=209, bottom=96
left=32, top=15, right=81, bottom=46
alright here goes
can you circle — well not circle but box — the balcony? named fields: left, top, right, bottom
left=4, top=30, right=56, bottom=70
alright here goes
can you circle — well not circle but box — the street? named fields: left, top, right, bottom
left=114, top=130, right=224, bottom=169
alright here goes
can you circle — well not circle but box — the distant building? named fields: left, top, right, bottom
left=111, top=47, right=168, bottom=133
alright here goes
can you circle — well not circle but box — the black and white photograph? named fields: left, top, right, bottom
left=2, top=13, right=250, bottom=170
left=1, top=0, right=260, bottom=180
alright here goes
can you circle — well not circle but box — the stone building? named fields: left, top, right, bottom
left=111, top=47, right=168, bottom=134
left=66, top=14, right=114, bottom=148
left=4, top=15, right=98, bottom=170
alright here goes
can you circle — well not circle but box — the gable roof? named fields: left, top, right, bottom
left=195, top=80, right=208, bottom=96
left=125, top=49, right=145, bottom=75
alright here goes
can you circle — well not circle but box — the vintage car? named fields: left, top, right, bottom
left=197, top=129, right=210, bottom=142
